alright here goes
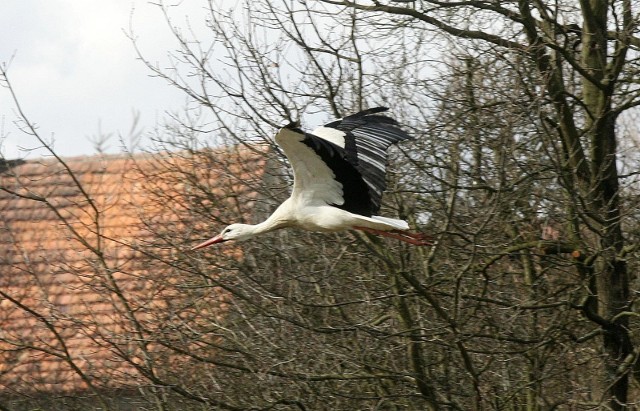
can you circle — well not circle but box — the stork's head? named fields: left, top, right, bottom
left=191, top=223, right=256, bottom=250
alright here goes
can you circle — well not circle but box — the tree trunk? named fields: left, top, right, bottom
left=580, top=1, right=632, bottom=406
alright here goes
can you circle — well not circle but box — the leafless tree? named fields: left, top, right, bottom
left=132, top=0, right=640, bottom=409
left=1, top=0, right=639, bottom=409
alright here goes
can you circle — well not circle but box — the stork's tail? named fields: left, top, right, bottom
left=371, top=216, right=410, bottom=231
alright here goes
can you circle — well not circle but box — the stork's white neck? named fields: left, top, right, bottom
left=249, top=205, right=292, bottom=237
left=251, top=218, right=283, bottom=235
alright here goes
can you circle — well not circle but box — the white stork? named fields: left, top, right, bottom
left=192, top=107, right=431, bottom=249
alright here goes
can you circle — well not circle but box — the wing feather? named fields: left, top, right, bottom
left=275, top=126, right=354, bottom=210
left=312, top=107, right=413, bottom=214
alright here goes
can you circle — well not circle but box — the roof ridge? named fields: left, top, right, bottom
left=6, top=143, right=272, bottom=167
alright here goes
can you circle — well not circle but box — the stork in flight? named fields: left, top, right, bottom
left=192, top=107, right=431, bottom=250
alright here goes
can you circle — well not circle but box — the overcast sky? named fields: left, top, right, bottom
left=0, top=1, right=215, bottom=159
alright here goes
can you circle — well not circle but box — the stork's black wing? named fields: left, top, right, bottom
left=312, top=107, right=413, bottom=214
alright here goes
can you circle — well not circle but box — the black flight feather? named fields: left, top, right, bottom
left=303, top=107, right=413, bottom=216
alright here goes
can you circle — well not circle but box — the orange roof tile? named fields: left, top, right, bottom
left=0, top=145, right=269, bottom=394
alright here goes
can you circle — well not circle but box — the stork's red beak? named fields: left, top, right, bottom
left=191, top=234, right=226, bottom=250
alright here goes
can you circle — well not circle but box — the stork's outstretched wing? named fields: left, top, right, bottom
left=275, top=107, right=412, bottom=216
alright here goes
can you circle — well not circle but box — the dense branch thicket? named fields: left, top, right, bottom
left=134, top=1, right=640, bottom=409
left=1, top=0, right=639, bottom=410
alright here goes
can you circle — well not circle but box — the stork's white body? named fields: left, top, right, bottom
left=192, top=107, right=431, bottom=249
left=264, top=198, right=410, bottom=233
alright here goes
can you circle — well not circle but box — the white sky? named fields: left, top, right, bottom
left=0, top=1, right=214, bottom=159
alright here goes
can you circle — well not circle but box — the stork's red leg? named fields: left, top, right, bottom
left=353, top=226, right=433, bottom=246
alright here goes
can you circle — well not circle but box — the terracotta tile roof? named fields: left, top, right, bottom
left=0, top=146, right=269, bottom=395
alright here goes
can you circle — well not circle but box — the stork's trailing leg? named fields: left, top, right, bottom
left=353, top=226, right=433, bottom=246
